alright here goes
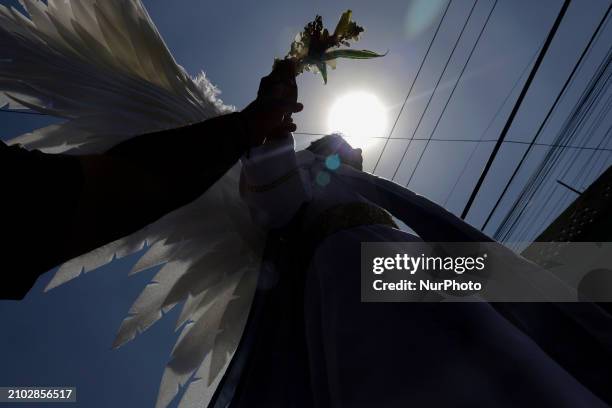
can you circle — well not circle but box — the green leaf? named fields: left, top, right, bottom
left=323, top=49, right=387, bottom=60
left=333, top=10, right=352, bottom=39
left=316, top=61, right=328, bottom=84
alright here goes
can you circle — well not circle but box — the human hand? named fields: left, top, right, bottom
left=241, top=59, right=303, bottom=146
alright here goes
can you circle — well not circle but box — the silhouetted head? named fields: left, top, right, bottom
left=305, top=134, right=363, bottom=170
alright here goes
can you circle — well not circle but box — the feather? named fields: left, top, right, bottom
left=0, top=2, right=262, bottom=407
left=155, top=266, right=257, bottom=408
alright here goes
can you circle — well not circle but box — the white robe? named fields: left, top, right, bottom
left=234, top=134, right=606, bottom=407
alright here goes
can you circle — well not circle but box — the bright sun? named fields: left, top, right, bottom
left=327, top=92, right=387, bottom=147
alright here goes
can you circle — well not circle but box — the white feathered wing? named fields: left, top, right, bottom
left=0, top=1, right=264, bottom=407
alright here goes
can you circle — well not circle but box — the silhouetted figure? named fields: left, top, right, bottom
left=1, top=62, right=301, bottom=300
left=212, top=134, right=608, bottom=407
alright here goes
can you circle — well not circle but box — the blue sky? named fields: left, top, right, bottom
left=1, top=0, right=611, bottom=407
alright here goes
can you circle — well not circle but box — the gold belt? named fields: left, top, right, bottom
left=304, top=202, right=398, bottom=246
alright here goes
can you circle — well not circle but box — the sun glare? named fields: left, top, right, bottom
left=327, top=92, right=387, bottom=148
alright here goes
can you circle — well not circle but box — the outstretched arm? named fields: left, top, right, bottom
left=0, top=115, right=250, bottom=300
left=0, top=63, right=302, bottom=300
left=65, top=112, right=254, bottom=270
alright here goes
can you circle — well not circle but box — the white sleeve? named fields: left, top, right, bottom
left=239, top=134, right=311, bottom=229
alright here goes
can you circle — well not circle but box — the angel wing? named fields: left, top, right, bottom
left=0, top=1, right=264, bottom=407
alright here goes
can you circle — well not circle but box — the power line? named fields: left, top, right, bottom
left=556, top=179, right=582, bottom=195
left=390, top=0, right=480, bottom=181
left=479, top=3, right=612, bottom=231
left=513, top=95, right=612, bottom=242
left=372, top=0, right=453, bottom=173
left=496, top=46, right=612, bottom=241
left=524, top=99, right=612, bottom=242
left=574, top=122, right=612, bottom=189
left=10, top=109, right=609, bottom=152
left=541, top=120, right=612, bottom=230
left=513, top=121, right=612, bottom=244
left=294, top=131, right=612, bottom=151
left=497, top=45, right=612, bottom=241
left=459, top=0, right=572, bottom=220
left=495, top=29, right=612, bottom=242
left=442, top=44, right=541, bottom=208
left=405, top=0, right=499, bottom=188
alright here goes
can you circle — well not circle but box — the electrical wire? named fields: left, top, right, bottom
left=460, top=0, right=572, bottom=220
left=372, top=0, right=454, bottom=173
left=390, top=0, right=480, bottom=181
left=480, top=4, right=612, bottom=231
left=405, top=0, right=499, bottom=188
